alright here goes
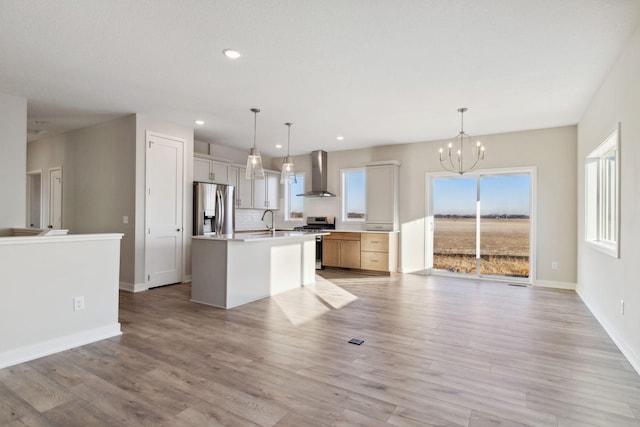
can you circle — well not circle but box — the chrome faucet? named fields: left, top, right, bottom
left=261, top=209, right=274, bottom=232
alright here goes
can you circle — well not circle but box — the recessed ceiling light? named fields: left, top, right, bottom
left=223, top=49, right=242, bottom=59
left=275, top=144, right=283, bottom=149
left=336, top=136, right=344, bottom=141
left=195, top=120, right=205, bottom=125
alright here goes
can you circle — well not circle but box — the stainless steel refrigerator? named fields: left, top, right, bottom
left=193, top=182, right=235, bottom=235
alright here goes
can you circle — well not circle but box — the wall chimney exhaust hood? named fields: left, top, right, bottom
left=297, top=150, right=336, bottom=197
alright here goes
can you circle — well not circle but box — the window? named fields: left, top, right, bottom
left=285, top=173, right=305, bottom=221
left=342, top=168, right=366, bottom=221
left=585, top=124, right=620, bottom=258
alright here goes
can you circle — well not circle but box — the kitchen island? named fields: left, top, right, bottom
left=191, top=231, right=326, bottom=309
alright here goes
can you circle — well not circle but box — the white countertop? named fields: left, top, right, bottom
left=192, top=230, right=328, bottom=242
left=0, top=233, right=124, bottom=246
left=327, top=229, right=399, bottom=234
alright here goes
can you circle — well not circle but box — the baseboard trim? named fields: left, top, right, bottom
left=119, top=281, right=149, bottom=293
left=0, top=323, right=122, bottom=370
left=183, top=274, right=192, bottom=283
left=533, top=280, right=576, bottom=290
left=577, top=288, right=640, bottom=376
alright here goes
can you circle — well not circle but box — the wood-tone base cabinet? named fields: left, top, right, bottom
left=323, top=231, right=398, bottom=273
left=322, top=233, right=361, bottom=269
left=360, top=232, right=398, bottom=273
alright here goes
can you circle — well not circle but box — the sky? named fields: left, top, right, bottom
left=289, top=175, right=305, bottom=215
left=433, top=174, right=531, bottom=216
left=345, top=170, right=366, bottom=213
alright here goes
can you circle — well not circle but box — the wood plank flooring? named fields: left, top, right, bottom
left=1, top=270, right=639, bottom=426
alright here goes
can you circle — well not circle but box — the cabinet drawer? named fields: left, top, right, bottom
left=361, top=251, right=389, bottom=272
left=324, top=232, right=360, bottom=241
left=361, top=233, right=389, bottom=252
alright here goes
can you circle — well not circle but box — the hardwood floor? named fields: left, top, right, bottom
left=1, top=271, right=640, bottom=426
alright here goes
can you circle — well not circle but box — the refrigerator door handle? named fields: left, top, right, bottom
left=215, top=190, right=224, bottom=235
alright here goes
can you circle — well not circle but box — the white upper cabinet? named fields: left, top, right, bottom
left=193, top=157, right=211, bottom=182
left=235, top=166, right=254, bottom=209
left=193, top=155, right=229, bottom=184
left=228, top=165, right=238, bottom=190
left=253, top=171, right=280, bottom=210
left=365, top=162, right=400, bottom=231
left=203, top=160, right=280, bottom=210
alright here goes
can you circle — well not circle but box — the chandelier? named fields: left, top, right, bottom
left=439, top=108, right=485, bottom=175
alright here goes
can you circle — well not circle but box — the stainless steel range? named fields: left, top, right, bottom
left=294, top=216, right=335, bottom=269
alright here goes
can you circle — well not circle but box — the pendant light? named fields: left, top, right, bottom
left=438, top=107, right=485, bottom=175
left=280, top=122, right=295, bottom=184
left=245, top=108, right=265, bottom=180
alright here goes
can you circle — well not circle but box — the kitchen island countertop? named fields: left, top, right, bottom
left=193, top=230, right=328, bottom=242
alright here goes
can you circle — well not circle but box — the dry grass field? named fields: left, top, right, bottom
left=434, top=217, right=530, bottom=277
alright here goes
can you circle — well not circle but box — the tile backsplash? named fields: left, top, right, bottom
left=235, top=209, right=269, bottom=231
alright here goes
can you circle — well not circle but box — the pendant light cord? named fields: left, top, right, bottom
left=250, top=107, right=260, bottom=149
left=253, top=111, right=257, bottom=148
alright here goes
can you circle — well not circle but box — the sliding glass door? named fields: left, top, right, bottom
left=478, top=174, right=531, bottom=278
left=431, top=170, right=532, bottom=281
left=433, top=177, right=478, bottom=274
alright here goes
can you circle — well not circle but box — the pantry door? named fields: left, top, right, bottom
left=145, top=132, right=184, bottom=288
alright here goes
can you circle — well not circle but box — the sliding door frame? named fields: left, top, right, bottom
left=425, top=166, right=537, bottom=284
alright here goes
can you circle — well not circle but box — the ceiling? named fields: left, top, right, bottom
left=2, top=0, right=640, bottom=157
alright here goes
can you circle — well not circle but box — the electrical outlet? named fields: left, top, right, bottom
left=621, top=300, right=625, bottom=315
left=123, top=216, right=128, bottom=224
left=551, top=261, right=559, bottom=270
left=73, top=296, right=85, bottom=312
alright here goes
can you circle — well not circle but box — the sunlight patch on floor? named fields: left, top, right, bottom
left=272, top=275, right=358, bottom=326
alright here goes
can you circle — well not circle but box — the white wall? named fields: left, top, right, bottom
left=577, top=23, right=640, bottom=373
left=0, top=93, right=27, bottom=234
left=28, top=115, right=137, bottom=283
left=274, top=126, right=577, bottom=284
left=28, top=114, right=194, bottom=289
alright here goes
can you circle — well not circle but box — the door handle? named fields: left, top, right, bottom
left=215, top=190, right=224, bottom=234
left=177, top=228, right=182, bottom=232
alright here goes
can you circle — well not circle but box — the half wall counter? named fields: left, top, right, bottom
left=0, top=233, right=123, bottom=369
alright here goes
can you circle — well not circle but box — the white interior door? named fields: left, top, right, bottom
left=48, top=167, right=62, bottom=229
left=27, top=171, right=43, bottom=228
left=145, top=132, right=184, bottom=288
